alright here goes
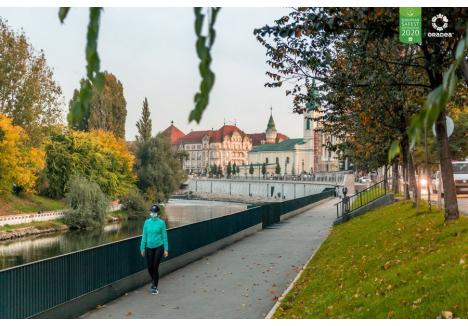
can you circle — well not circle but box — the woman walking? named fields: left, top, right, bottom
left=140, top=204, right=169, bottom=295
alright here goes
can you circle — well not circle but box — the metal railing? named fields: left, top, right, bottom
left=335, top=180, right=387, bottom=219
left=0, top=190, right=335, bottom=319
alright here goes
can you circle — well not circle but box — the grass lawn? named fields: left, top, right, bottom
left=274, top=200, right=468, bottom=318
left=0, top=193, right=65, bottom=215
left=0, top=219, right=67, bottom=232
left=350, top=187, right=386, bottom=210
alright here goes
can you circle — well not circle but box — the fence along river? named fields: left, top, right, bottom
left=0, top=199, right=247, bottom=271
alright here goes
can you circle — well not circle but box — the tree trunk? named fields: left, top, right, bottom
left=407, top=146, right=418, bottom=208
left=392, top=160, right=399, bottom=194
left=435, top=109, right=459, bottom=221
left=401, top=139, right=410, bottom=200
left=409, top=151, right=420, bottom=212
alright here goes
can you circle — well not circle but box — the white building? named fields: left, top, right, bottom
left=245, top=108, right=339, bottom=176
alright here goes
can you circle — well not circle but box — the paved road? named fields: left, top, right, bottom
left=81, top=199, right=339, bottom=319
left=428, top=195, right=468, bottom=215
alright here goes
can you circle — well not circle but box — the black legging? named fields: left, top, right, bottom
left=145, top=245, right=164, bottom=287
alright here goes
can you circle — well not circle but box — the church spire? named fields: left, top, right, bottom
left=266, top=107, right=277, bottom=132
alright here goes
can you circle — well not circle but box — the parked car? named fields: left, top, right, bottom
left=358, top=176, right=371, bottom=183
left=432, top=161, right=468, bottom=195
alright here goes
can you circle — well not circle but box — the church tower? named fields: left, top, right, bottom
left=303, top=81, right=318, bottom=143
left=265, top=107, right=278, bottom=144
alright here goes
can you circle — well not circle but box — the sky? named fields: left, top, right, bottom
left=0, top=7, right=307, bottom=141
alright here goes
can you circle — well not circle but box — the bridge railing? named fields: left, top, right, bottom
left=0, top=190, right=335, bottom=319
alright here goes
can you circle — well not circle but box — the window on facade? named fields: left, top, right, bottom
left=276, top=157, right=279, bottom=164
left=286, top=157, right=290, bottom=164
left=265, top=158, right=269, bottom=164
left=306, top=118, right=311, bottom=130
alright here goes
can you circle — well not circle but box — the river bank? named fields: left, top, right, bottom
left=0, top=220, right=69, bottom=241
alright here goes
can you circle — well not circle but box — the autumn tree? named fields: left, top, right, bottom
left=0, top=19, right=63, bottom=146
left=68, top=71, right=127, bottom=139
left=45, top=129, right=135, bottom=198
left=0, top=114, right=45, bottom=194
left=249, top=163, right=254, bottom=176
left=255, top=8, right=467, bottom=220
left=136, top=97, right=152, bottom=143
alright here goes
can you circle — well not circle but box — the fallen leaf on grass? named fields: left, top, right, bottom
left=126, top=311, right=132, bottom=316
left=440, top=311, right=453, bottom=319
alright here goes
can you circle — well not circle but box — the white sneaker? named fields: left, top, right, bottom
left=151, top=288, right=159, bottom=295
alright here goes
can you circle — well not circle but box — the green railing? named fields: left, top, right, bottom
left=0, top=190, right=335, bottom=319
left=335, top=180, right=387, bottom=220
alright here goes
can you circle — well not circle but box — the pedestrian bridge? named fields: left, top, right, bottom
left=187, top=172, right=354, bottom=199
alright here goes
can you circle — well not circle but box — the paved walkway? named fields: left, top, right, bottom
left=81, top=199, right=339, bottom=319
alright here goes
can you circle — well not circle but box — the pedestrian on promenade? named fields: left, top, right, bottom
left=140, top=204, right=169, bottom=295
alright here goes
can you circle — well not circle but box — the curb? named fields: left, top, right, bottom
left=265, top=238, right=326, bottom=319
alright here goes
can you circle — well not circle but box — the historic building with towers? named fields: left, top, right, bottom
left=244, top=104, right=339, bottom=176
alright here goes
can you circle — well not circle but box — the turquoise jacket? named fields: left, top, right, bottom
left=140, top=214, right=169, bottom=252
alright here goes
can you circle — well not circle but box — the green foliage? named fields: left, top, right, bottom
left=397, top=29, right=468, bottom=160
left=232, top=162, right=237, bottom=175
left=68, top=71, right=127, bottom=138
left=135, top=133, right=186, bottom=202
left=190, top=7, right=221, bottom=123
left=261, top=163, right=267, bottom=176
left=119, top=189, right=149, bottom=220
left=249, top=163, right=254, bottom=175
left=227, top=162, right=232, bottom=177
left=274, top=201, right=468, bottom=318
left=0, top=19, right=63, bottom=145
left=63, top=8, right=105, bottom=133
left=236, top=165, right=240, bottom=175
left=275, top=161, right=281, bottom=175
left=136, top=97, right=152, bottom=143
left=64, top=175, right=109, bottom=229
left=218, top=164, right=223, bottom=177
left=44, top=130, right=135, bottom=199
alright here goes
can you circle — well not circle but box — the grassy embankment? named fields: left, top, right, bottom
left=350, top=187, right=386, bottom=210
left=0, top=193, right=65, bottom=215
left=274, top=200, right=468, bottom=318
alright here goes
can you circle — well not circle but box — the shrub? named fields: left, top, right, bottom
left=119, top=190, right=149, bottom=220
left=64, top=176, right=109, bottom=229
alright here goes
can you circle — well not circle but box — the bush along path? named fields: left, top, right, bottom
left=273, top=201, right=468, bottom=318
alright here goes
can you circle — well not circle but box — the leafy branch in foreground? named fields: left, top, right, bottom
left=389, top=27, right=468, bottom=161
left=190, top=7, right=221, bottom=123
left=59, top=8, right=105, bottom=130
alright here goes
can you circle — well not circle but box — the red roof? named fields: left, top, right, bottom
left=177, top=125, right=248, bottom=145
left=162, top=124, right=186, bottom=145
left=248, top=132, right=289, bottom=146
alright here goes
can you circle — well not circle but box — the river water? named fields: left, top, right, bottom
left=0, top=199, right=247, bottom=271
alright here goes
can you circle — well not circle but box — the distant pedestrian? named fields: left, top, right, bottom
left=140, top=204, right=169, bottom=295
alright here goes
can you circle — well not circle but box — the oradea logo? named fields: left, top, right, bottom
left=428, top=13, right=453, bottom=38
left=432, top=14, right=448, bottom=31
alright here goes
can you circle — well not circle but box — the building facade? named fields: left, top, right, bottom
left=163, top=123, right=253, bottom=174
left=245, top=108, right=339, bottom=176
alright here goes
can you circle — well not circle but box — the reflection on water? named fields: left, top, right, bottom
left=0, top=199, right=246, bottom=270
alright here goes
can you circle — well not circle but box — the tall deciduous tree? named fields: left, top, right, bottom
left=45, top=129, right=135, bottom=198
left=0, top=19, right=63, bottom=146
left=135, top=133, right=186, bottom=202
left=0, top=114, right=45, bottom=194
left=255, top=8, right=467, bottom=221
left=68, top=71, right=127, bottom=139
left=136, top=97, right=152, bottom=143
